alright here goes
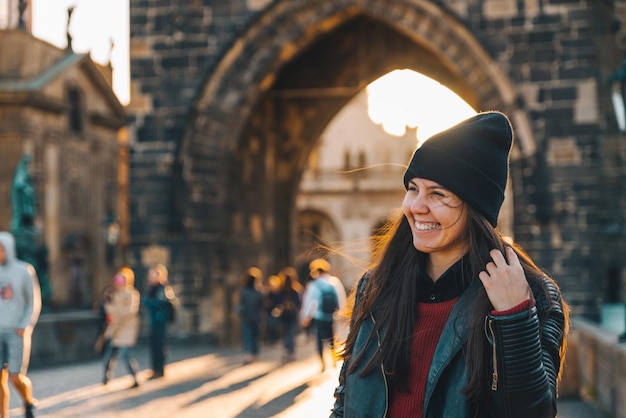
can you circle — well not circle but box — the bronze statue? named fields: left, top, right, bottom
left=10, top=154, right=52, bottom=307
left=10, top=155, right=36, bottom=231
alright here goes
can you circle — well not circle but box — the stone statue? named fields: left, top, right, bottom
left=66, top=6, right=75, bottom=51
left=10, top=154, right=36, bottom=231
left=10, top=155, right=52, bottom=308
left=17, top=0, right=27, bottom=29
left=107, top=37, right=115, bottom=66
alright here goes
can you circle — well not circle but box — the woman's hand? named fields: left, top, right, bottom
left=478, top=247, right=530, bottom=311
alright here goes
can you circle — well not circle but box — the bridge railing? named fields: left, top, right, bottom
left=562, top=316, right=626, bottom=417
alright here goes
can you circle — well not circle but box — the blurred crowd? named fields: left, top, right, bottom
left=237, top=259, right=347, bottom=370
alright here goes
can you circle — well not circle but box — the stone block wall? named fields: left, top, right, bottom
left=568, top=317, right=626, bottom=418
left=30, top=311, right=101, bottom=368
left=127, top=0, right=262, bottom=312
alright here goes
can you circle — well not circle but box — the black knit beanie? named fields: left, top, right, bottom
left=403, top=111, right=513, bottom=226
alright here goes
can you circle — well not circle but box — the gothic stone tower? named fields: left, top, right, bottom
left=128, top=0, right=626, bottom=340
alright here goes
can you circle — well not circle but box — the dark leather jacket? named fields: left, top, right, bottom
left=330, top=276, right=566, bottom=418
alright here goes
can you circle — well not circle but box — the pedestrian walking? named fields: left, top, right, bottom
left=263, top=275, right=283, bottom=344
left=330, top=112, right=570, bottom=418
left=93, top=283, right=115, bottom=356
left=0, top=232, right=41, bottom=418
left=142, top=264, right=177, bottom=380
left=101, top=267, right=141, bottom=388
left=300, top=258, right=346, bottom=371
left=237, top=267, right=264, bottom=365
left=276, top=267, right=302, bottom=363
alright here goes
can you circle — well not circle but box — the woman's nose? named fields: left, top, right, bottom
left=409, top=194, right=428, bottom=212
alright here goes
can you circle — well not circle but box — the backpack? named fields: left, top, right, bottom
left=320, top=286, right=339, bottom=315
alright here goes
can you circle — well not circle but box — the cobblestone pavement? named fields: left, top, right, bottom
left=8, top=334, right=606, bottom=418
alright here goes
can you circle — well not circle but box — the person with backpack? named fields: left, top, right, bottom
left=300, top=259, right=346, bottom=371
left=142, top=264, right=177, bottom=380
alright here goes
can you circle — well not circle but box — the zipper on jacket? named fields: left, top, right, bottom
left=486, top=318, right=498, bottom=391
left=371, top=313, right=389, bottom=417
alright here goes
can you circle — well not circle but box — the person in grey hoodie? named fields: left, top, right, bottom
left=0, top=232, right=41, bottom=418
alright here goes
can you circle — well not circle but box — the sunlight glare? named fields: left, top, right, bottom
left=367, top=69, right=476, bottom=143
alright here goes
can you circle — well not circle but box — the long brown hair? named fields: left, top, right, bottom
left=342, top=205, right=568, bottom=402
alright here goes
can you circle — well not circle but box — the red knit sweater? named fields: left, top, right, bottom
left=388, top=298, right=458, bottom=418
left=388, top=298, right=532, bottom=417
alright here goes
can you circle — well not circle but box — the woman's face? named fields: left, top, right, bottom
left=402, top=178, right=469, bottom=258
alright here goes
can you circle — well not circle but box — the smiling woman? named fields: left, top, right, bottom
left=366, top=69, right=476, bottom=142
left=330, top=112, right=570, bottom=418
left=31, top=0, right=130, bottom=105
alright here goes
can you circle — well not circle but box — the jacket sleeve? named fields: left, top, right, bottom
left=330, top=274, right=370, bottom=418
left=484, top=279, right=566, bottom=418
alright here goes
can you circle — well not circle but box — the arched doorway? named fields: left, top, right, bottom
left=179, top=1, right=536, bottom=331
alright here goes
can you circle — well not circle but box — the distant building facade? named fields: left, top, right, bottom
left=0, top=28, right=127, bottom=308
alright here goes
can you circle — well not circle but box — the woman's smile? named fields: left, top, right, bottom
left=412, top=220, right=442, bottom=231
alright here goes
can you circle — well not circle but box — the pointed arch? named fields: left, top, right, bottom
left=185, top=0, right=536, bottom=160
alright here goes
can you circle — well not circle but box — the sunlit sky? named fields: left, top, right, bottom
left=31, top=0, right=130, bottom=104
left=30, top=3, right=475, bottom=135
left=367, top=70, right=476, bottom=141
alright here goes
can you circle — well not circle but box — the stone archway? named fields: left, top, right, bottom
left=180, top=0, right=536, bottom=285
